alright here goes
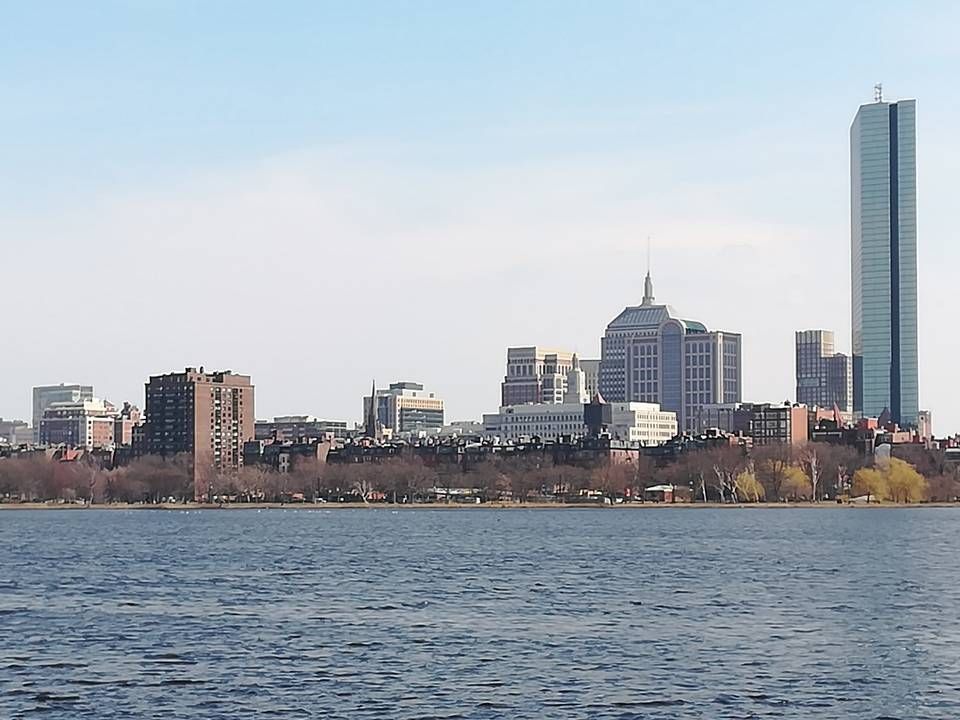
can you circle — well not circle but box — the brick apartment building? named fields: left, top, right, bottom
left=144, top=368, right=254, bottom=500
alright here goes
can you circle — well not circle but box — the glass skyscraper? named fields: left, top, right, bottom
left=850, top=97, right=918, bottom=427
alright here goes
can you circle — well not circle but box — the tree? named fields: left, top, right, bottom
left=813, top=444, right=861, bottom=499
left=706, top=446, right=748, bottom=503
left=630, top=454, right=656, bottom=501
left=780, top=465, right=810, bottom=501
left=926, top=473, right=960, bottom=502
left=753, top=444, right=795, bottom=501
left=798, top=444, right=823, bottom=501
left=734, top=470, right=765, bottom=502
left=290, top=456, right=324, bottom=502
left=885, top=458, right=927, bottom=503
left=592, top=461, right=634, bottom=503
left=465, top=460, right=511, bottom=502
left=237, top=465, right=273, bottom=502
left=852, top=467, right=887, bottom=503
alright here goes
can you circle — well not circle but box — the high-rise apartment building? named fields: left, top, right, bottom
left=501, top=347, right=576, bottom=406
left=795, top=330, right=853, bottom=414
left=599, top=272, right=741, bottom=431
left=144, top=368, right=255, bottom=500
left=363, top=382, right=444, bottom=436
left=851, top=95, right=919, bottom=426
left=32, top=384, right=94, bottom=442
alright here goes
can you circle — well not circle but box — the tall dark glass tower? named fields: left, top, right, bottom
left=850, top=97, right=919, bottom=427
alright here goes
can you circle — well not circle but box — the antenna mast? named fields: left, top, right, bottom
left=874, top=83, right=883, bottom=103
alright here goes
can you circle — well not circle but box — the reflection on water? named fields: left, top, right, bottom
left=2, top=508, right=960, bottom=718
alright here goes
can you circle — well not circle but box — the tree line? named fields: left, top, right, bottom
left=0, top=442, right=956, bottom=504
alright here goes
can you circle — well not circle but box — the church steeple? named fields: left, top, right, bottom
left=364, top=379, right=379, bottom=439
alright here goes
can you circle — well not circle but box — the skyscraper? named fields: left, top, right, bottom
left=598, top=271, right=741, bottom=431
left=500, top=347, right=576, bottom=406
left=144, top=368, right=255, bottom=501
left=851, top=94, right=919, bottom=426
left=795, top=330, right=852, bottom=415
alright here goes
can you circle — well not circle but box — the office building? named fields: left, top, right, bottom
left=255, top=416, right=349, bottom=442
left=851, top=94, right=919, bottom=426
left=579, top=359, right=600, bottom=398
left=501, top=347, right=576, bottom=406
left=488, top=360, right=676, bottom=445
left=795, top=330, right=853, bottom=414
left=489, top=402, right=676, bottom=445
left=32, top=384, right=94, bottom=442
left=39, top=398, right=118, bottom=450
left=0, top=418, right=29, bottom=445
left=363, top=382, right=444, bottom=436
left=144, top=368, right=255, bottom=500
left=599, top=271, right=741, bottom=431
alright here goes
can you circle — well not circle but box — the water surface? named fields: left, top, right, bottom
left=2, top=507, right=959, bottom=718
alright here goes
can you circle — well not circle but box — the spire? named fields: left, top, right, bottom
left=364, top=379, right=379, bottom=439
left=642, top=271, right=655, bottom=305
left=641, top=236, right=655, bottom=305
left=564, top=354, right=588, bottom=404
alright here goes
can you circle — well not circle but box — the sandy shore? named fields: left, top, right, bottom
left=1, top=501, right=957, bottom=511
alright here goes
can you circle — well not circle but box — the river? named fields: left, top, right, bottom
left=1, top=507, right=959, bottom=718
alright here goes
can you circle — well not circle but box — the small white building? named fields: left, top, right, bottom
left=607, top=402, right=678, bottom=444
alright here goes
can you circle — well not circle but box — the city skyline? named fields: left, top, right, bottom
left=1, top=3, right=957, bottom=431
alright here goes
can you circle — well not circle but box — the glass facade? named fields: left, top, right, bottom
left=851, top=99, right=918, bottom=427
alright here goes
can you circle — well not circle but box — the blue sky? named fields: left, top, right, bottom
left=1, top=2, right=958, bottom=431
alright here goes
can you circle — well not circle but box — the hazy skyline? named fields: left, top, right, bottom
left=2, top=2, right=958, bottom=431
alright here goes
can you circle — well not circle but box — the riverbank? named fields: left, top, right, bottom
left=2, top=501, right=958, bottom=510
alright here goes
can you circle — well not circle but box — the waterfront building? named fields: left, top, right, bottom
left=599, top=271, right=741, bottom=431
left=795, top=330, right=853, bottom=414
left=698, top=402, right=809, bottom=445
left=32, top=383, right=94, bottom=442
left=39, top=398, right=117, bottom=450
left=255, top=416, right=349, bottom=442
left=144, top=367, right=255, bottom=500
left=363, top=382, right=444, bottom=436
left=501, top=347, right=577, bottom=406
left=851, top=94, right=919, bottom=426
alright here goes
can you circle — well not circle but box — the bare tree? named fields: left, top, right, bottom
left=706, top=446, right=748, bottom=503
left=798, top=444, right=822, bottom=501
left=753, top=444, right=795, bottom=501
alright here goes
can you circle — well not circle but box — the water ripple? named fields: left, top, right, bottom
left=1, top=508, right=960, bottom=718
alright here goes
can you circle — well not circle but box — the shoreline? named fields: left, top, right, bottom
left=1, top=501, right=958, bottom=511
